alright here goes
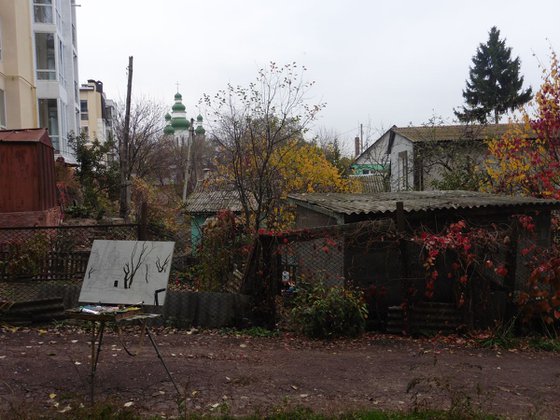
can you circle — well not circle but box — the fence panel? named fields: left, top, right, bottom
left=0, top=224, right=139, bottom=303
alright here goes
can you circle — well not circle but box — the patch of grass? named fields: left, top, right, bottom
left=527, top=336, right=560, bottom=352
left=219, top=326, right=279, bottom=338
left=0, top=400, right=140, bottom=420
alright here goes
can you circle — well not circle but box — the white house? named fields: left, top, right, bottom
left=353, top=124, right=519, bottom=191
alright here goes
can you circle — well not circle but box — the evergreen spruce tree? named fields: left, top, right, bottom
left=455, top=26, right=532, bottom=124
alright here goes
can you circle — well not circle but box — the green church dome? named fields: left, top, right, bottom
left=195, top=125, right=205, bottom=135
left=172, top=102, right=186, bottom=112
left=196, top=114, right=203, bottom=122
left=163, top=124, right=175, bottom=135
left=171, top=117, right=190, bottom=130
left=165, top=113, right=171, bottom=121
left=174, top=92, right=182, bottom=100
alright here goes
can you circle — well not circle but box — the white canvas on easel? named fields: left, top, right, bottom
left=79, top=240, right=175, bottom=306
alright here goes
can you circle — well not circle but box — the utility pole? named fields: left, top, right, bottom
left=120, top=56, right=133, bottom=219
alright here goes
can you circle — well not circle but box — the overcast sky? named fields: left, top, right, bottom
left=76, top=0, right=560, bottom=153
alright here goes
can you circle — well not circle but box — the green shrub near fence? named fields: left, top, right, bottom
left=288, top=281, right=368, bottom=339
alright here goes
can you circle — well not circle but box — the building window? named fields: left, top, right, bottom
left=58, top=39, right=64, bottom=83
left=33, top=0, right=53, bottom=24
left=35, top=33, right=56, bottom=80
left=71, top=24, right=77, bottom=48
left=80, top=100, right=88, bottom=120
left=38, top=99, right=59, bottom=151
left=0, top=89, right=6, bottom=128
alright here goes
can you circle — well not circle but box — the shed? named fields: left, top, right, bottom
left=0, top=128, right=60, bottom=227
left=184, top=189, right=243, bottom=252
left=286, top=191, right=560, bottom=328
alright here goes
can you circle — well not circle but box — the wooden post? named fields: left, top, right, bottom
left=120, top=56, right=133, bottom=220
left=396, top=201, right=410, bottom=334
left=137, top=201, right=148, bottom=241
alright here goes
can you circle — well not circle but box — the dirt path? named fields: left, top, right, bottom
left=1, top=325, right=559, bottom=418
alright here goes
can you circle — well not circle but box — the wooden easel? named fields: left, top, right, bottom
left=65, top=307, right=180, bottom=405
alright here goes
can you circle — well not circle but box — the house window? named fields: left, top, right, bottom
left=0, top=89, right=6, bottom=128
left=35, top=33, right=56, bottom=80
left=33, top=0, right=53, bottom=24
left=398, top=151, right=409, bottom=190
left=80, top=100, right=88, bottom=120
left=38, top=99, right=59, bottom=151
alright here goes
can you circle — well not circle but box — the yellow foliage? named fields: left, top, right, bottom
left=274, top=140, right=360, bottom=196
left=131, top=178, right=187, bottom=237
left=484, top=50, right=560, bottom=198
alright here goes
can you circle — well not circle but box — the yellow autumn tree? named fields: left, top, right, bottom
left=484, top=50, right=560, bottom=199
left=276, top=140, right=358, bottom=194
left=266, top=140, right=360, bottom=229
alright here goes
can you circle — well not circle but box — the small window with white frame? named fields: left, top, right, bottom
left=34, top=0, right=54, bottom=24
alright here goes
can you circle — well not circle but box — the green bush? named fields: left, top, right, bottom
left=289, top=281, right=368, bottom=339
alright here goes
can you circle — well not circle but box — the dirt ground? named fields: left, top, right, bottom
left=0, top=323, right=559, bottom=419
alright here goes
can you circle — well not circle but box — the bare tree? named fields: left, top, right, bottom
left=203, top=62, right=325, bottom=232
left=113, top=98, right=169, bottom=181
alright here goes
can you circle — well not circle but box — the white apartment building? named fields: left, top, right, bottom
left=0, top=0, right=80, bottom=163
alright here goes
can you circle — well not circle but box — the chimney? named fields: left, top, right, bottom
left=354, top=136, right=361, bottom=157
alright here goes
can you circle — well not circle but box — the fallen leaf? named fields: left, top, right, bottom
left=49, top=393, right=57, bottom=399
left=74, top=361, right=82, bottom=365
left=123, top=401, right=133, bottom=407
left=58, top=405, right=72, bottom=413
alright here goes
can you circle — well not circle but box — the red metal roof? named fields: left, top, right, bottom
left=0, top=128, right=53, bottom=148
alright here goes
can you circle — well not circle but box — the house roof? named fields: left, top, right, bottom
left=288, top=191, right=560, bottom=218
left=0, top=128, right=53, bottom=147
left=392, top=124, right=531, bottom=143
left=184, top=190, right=244, bottom=214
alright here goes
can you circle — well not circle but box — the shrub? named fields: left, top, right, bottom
left=0, top=233, right=50, bottom=278
left=289, top=281, right=367, bottom=339
left=196, top=210, right=251, bottom=292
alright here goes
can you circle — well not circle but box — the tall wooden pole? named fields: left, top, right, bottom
left=120, top=56, right=133, bottom=219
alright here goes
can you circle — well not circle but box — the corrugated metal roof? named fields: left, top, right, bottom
left=0, top=128, right=52, bottom=146
left=184, top=190, right=243, bottom=213
left=288, top=191, right=560, bottom=217
left=393, top=124, right=533, bottom=143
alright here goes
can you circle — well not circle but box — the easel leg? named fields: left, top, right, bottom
left=145, top=328, right=180, bottom=395
left=89, top=320, right=106, bottom=405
